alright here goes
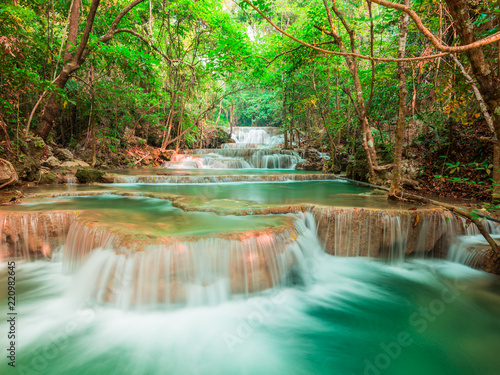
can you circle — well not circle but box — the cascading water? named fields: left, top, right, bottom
left=66, top=213, right=320, bottom=309
left=230, top=127, right=284, bottom=146
left=0, top=211, right=75, bottom=260
left=163, top=127, right=304, bottom=169
left=2, top=186, right=500, bottom=374
left=447, top=218, right=500, bottom=268
left=312, top=206, right=496, bottom=263
left=112, top=173, right=336, bottom=184
left=3, top=208, right=500, bottom=375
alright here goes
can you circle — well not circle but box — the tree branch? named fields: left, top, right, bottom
left=370, top=0, right=500, bottom=52
left=99, top=0, right=147, bottom=43
left=242, top=0, right=448, bottom=62
left=243, top=41, right=336, bottom=65
left=448, top=54, right=497, bottom=138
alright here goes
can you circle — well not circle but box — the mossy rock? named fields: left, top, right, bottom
left=39, top=171, right=58, bottom=185
left=75, top=169, right=105, bottom=183
left=12, top=137, right=46, bottom=181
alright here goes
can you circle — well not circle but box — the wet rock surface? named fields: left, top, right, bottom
left=312, top=206, right=468, bottom=258
left=295, top=148, right=326, bottom=171
left=75, top=169, right=106, bottom=183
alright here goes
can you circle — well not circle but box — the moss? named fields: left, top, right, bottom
left=75, top=169, right=105, bottom=183
left=39, top=171, right=58, bottom=184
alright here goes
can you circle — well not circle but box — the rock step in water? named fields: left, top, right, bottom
left=2, top=202, right=492, bottom=266
left=312, top=206, right=497, bottom=263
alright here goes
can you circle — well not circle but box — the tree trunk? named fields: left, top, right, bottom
left=445, top=0, right=500, bottom=197
left=389, top=0, right=410, bottom=198
left=36, top=0, right=146, bottom=140
left=38, top=69, right=73, bottom=140
left=323, top=0, right=380, bottom=179
left=64, top=0, right=81, bottom=62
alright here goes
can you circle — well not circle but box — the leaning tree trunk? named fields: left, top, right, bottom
left=36, top=0, right=146, bottom=140
left=37, top=69, right=73, bottom=140
left=389, top=0, right=410, bottom=198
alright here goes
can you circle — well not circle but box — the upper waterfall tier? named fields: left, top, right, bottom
left=229, top=126, right=284, bottom=147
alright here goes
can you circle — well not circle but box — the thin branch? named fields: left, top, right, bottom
left=448, top=54, right=497, bottom=139
left=114, top=28, right=174, bottom=63
left=243, top=41, right=336, bottom=65
left=366, top=0, right=376, bottom=112
left=99, top=0, right=147, bottom=43
left=24, top=77, right=58, bottom=136
left=241, top=0, right=448, bottom=62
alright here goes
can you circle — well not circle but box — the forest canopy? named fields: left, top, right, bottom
left=1, top=0, right=500, bottom=201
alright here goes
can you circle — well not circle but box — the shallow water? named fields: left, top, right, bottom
left=111, top=180, right=409, bottom=209
left=2, top=257, right=500, bottom=375
left=2, top=195, right=291, bottom=237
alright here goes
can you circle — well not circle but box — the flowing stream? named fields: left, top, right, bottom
left=1, top=127, right=500, bottom=374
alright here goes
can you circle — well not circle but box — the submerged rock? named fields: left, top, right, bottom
left=75, top=169, right=105, bottom=183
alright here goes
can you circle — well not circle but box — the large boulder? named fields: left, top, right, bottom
left=39, top=171, right=58, bottom=185
left=0, top=159, right=19, bottom=188
left=54, top=148, right=74, bottom=161
left=75, top=169, right=105, bottom=183
left=296, top=148, right=326, bottom=171
left=42, top=156, right=61, bottom=169
left=74, top=160, right=91, bottom=168
left=57, top=159, right=90, bottom=169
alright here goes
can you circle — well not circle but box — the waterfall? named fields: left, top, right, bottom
left=63, top=221, right=118, bottom=272
left=0, top=211, right=75, bottom=260
left=313, top=207, right=476, bottom=262
left=66, top=213, right=322, bottom=309
left=230, top=127, right=284, bottom=147
left=446, top=218, right=500, bottom=268
left=163, top=127, right=303, bottom=169
left=164, top=149, right=304, bottom=170
left=3, top=202, right=497, bottom=274
left=112, top=174, right=337, bottom=184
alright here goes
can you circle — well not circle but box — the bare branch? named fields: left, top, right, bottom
left=370, top=0, right=500, bottom=52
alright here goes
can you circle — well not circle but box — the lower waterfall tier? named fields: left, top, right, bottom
left=2, top=254, right=500, bottom=375
left=2, top=194, right=495, bottom=274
